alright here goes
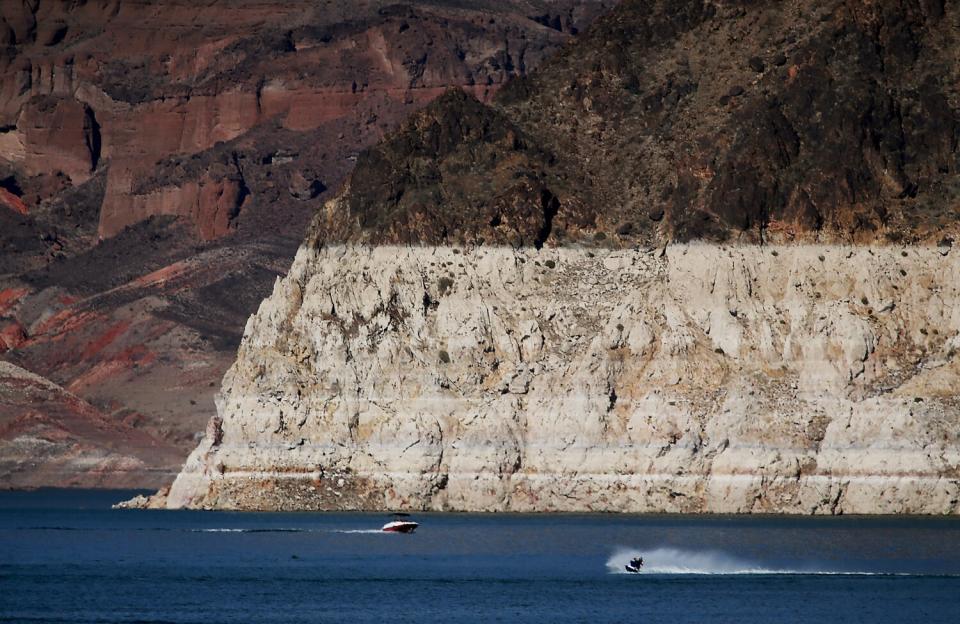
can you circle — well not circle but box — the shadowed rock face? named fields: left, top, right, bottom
left=314, top=89, right=593, bottom=247
left=317, top=0, right=959, bottom=247
left=0, top=0, right=609, bottom=488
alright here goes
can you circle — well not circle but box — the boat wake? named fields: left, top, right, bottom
left=18, top=526, right=313, bottom=533
left=19, top=526, right=389, bottom=534
left=190, top=528, right=307, bottom=533
left=607, top=547, right=882, bottom=576
left=193, top=528, right=388, bottom=534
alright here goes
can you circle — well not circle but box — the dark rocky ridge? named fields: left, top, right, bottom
left=316, top=89, right=593, bottom=247
left=315, top=0, right=960, bottom=247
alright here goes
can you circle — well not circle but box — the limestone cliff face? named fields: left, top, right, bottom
left=165, top=243, right=960, bottom=513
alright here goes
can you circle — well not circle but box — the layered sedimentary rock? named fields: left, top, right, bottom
left=0, top=361, right=181, bottom=488
left=0, top=0, right=604, bottom=240
left=159, top=0, right=960, bottom=512
left=164, top=244, right=960, bottom=513
left=0, top=0, right=604, bottom=488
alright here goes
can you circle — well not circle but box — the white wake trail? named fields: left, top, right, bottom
left=608, top=547, right=826, bottom=575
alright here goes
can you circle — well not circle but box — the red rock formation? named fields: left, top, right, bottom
left=17, top=96, right=99, bottom=184
left=0, top=0, right=608, bottom=488
left=115, top=169, right=249, bottom=241
left=1, top=0, right=606, bottom=239
left=0, top=188, right=28, bottom=214
left=0, top=287, right=29, bottom=314
left=0, top=322, right=26, bottom=353
left=0, top=361, right=183, bottom=489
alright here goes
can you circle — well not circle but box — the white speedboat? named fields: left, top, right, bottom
left=381, top=513, right=418, bottom=534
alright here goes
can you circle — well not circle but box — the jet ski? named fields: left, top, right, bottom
left=381, top=513, right=418, bottom=534
left=625, top=557, right=644, bottom=573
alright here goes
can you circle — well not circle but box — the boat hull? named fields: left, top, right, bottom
left=381, top=521, right=418, bottom=534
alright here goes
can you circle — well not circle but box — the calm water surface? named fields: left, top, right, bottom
left=1, top=490, right=959, bottom=623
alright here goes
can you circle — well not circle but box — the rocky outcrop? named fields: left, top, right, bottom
left=164, top=244, right=960, bottom=513
left=157, top=0, right=960, bottom=513
left=0, top=1, right=606, bottom=488
left=123, top=166, right=250, bottom=241
left=15, top=96, right=99, bottom=184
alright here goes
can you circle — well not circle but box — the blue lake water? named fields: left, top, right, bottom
left=2, top=489, right=959, bottom=623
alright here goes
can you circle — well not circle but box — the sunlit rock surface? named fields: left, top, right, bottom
left=163, top=244, right=960, bottom=513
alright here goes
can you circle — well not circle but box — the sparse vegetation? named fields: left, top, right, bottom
left=438, top=276, right=454, bottom=296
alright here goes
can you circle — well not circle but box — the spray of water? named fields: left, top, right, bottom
left=605, top=547, right=886, bottom=575
left=608, top=547, right=796, bottom=575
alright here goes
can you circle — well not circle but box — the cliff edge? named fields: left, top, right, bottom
left=157, top=0, right=960, bottom=513
left=164, top=243, right=959, bottom=513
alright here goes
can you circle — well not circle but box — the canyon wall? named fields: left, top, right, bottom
left=0, top=0, right=605, bottom=488
left=158, top=0, right=960, bottom=513
left=0, top=0, right=604, bottom=240
left=163, top=243, right=960, bottom=513
left=7, top=0, right=958, bottom=495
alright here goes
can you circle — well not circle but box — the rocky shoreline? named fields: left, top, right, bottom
left=140, top=243, right=959, bottom=514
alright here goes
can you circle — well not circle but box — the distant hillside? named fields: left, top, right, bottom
left=315, top=0, right=959, bottom=247
left=0, top=0, right=609, bottom=488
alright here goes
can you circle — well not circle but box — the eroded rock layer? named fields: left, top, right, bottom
left=1, top=0, right=605, bottom=240
left=164, top=244, right=960, bottom=513
left=0, top=361, right=181, bottom=488
left=0, top=0, right=606, bottom=488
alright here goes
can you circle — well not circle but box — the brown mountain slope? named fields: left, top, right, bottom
left=0, top=0, right=609, bottom=488
left=0, top=361, right=182, bottom=488
left=314, top=0, right=959, bottom=248
left=0, top=0, right=608, bottom=246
